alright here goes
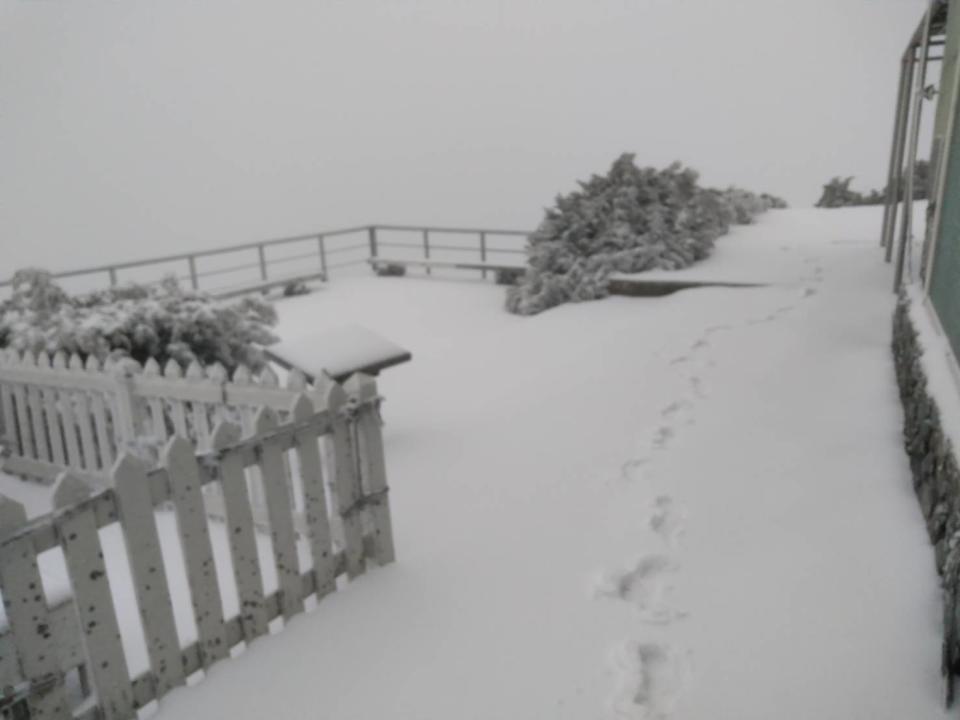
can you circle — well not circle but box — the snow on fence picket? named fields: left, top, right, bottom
left=0, top=382, right=394, bottom=719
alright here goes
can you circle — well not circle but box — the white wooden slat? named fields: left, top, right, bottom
left=253, top=408, right=304, bottom=619
left=27, top=385, right=51, bottom=463
left=142, top=359, right=169, bottom=444
left=240, top=407, right=266, bottom=514
left=112, top=454, right=185, bottom=695
left=90, top=393, right=115, bottom=471
left=73, top=390, right=99, bottom=473
left=52, top=474, right=135, bottom=720
left=163, top=361, right=189, bottom=438
left=12, top=381, right=35, bottom=459
left=345, top=375, right=395, bottom=565
left=186, top=362, right=212, bottom=451
left=324, top=383, right=366, bottom=579
left=289, top=395, right=336, bottom=598
left=162, top=437, right=228, bottom=666
left=57, top=388, right=85, bottom=473
left=210, top=421, right=269, bottom=641
left=0, top=497, right=72, bottom=719
left=39, top=383, right=67, bottom=468
left=0, top=381, right=19, bottom=453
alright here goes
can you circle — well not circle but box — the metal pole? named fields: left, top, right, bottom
left=257, top=244, right=268, bottom=281
left=881, top=56, right=911, bottom=248
left=318, top=235, right=328, bottom=279
left=368, top=226, right=378, bottom=259
left=108, top=267, right=118, bottom=287
left=422, top=230, right=431, bottom=275
left=886, top=50, right=917, bottom=261
left=188, top=256, right=199, bottom=290
left=895, top=6, right=934, bottom=291
left=480, top=231, right=487, bottom=279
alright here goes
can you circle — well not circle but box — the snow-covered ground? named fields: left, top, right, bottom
left=2, top=206, right=949, bottom=718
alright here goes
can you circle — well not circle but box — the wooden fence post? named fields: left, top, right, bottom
left=52, top=474, right=134, bottom=720
left=289, top=395, right=335, bottom=598
left=257, top=244, right=268, bottom=282
left=344, top=374, right=395, bottom=565
left=252, top=408, right=304, bottom=619
left=112, top=454, right=185, bottom=696
left=368, top=226, right=379, bottom=259
left=0, top=497, right=71, bottom=719
left=210, top=421, right=269, bottom=641
left=422, top=229, right=431, bottom=275
left=163, top=437, right=228, bottom=667
left=318, top=235, right=328, bottom=279
left=324, top=382, right=366, bottom=579
left=480, top=231, right=487, bottom=279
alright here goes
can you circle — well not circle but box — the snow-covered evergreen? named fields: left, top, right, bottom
left=506, top=154, right=786, bottom=316
left=0, top=270, right=278, bottom=371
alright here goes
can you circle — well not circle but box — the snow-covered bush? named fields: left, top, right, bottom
left=506, top=154, right=784, bottom=316
left=282, top=279, right=311, bottom=297
left=374, top=263, right=407, bottom=277
left=0, top=270, right=278, bottom=371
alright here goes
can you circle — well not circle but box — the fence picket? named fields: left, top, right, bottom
left=142, top=359, right=169, bottom=443
left=163, top=361, right=189, bottom=437
left=52, top=352, right=84, bottom=472
left=325, top=383, right=366, bottom=579
left=345, top=374, right=395, bottom=565
left=86, top=357, right=116, bottom=470
left=12, top=358, right=35, bottom=459
left=112, top=455, right=184, bottom=695
left=0, top=352, right=19, bottom=453
left=210, top=421, right=269, bottom=641
left=69, top=355, right=99, bottom=472
left=290, top=395, right=335, bottom=598
left=0, top=497, right=71, bottom=719
left=186, top=362, right=212, bottom=451
left=25, top=354, right=51, bottom=463
left=52, top=474, right=134, bottom=720
left=35, top=353, right=68, bottom=467
left=162, top=437, right=228, bottom=666
left=253, top=408, right=304, bottom=619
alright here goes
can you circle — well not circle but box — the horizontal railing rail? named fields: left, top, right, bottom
left=0, top=223, right=532, bottom=297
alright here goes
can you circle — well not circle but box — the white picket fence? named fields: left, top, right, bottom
left=0, top=377, right=394, bottom=719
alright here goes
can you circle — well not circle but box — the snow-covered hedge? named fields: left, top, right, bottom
left=0, top=269, right=278, bottom=371
left=505, top=154, right=786, bottom=316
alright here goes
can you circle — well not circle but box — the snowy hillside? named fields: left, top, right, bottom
left=157, top=206, right=946, bottom=719
left=0, top=206, right=945, bottom=718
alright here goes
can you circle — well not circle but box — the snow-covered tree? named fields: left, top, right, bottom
left=506, top=154, right=784, bottom=316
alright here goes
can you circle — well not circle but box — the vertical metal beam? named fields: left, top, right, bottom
left=188, top=255, right=199, bottom=290
left=881, top=55, right=912, bottom=248
left=925, top=23, right=960, bottom=291
left=895, top=5, right=934, bottom=291
left=368, top=226, right=379, bottom=259
left=318, top=234, right=328, bottom=278
left=480, top=231, right=487, bottom=279
left=422, top=229, right=431, bottom=275
left=886, top=49, right=917, bottom=261
left=257, top=244, right=268, bottom=281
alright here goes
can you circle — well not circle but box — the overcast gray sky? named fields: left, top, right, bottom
left=0, top=0, right=929, bottom=272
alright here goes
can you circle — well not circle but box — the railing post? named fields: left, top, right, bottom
left=188, top=255, right=199, bottom=290
left=108, top=267, right=118, bottom=286
left=423, top=229, right=431, bottom=275
left=368, top=226, right=378, bottom=259
left=318, top=235, right=328, bottom=278
left=257, top=244, right=268, bottom=281
left=480, top=231, right=487, bottom=279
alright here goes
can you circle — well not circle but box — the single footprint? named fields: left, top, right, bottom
left=652, top=426, right=674, bottom=449
left=595, top=555, right=676, bottom=623
left=689, top=376, right=705, bottom=399
left=803, top=287, right=817, bottom=298
left=649, top=496, right=686, bottom=549
left=611, top=643, right=691, bottom=719
left=621, top=458, right=648, bottom=482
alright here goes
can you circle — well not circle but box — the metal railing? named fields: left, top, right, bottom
left=0, top=224, right=531, bottom=297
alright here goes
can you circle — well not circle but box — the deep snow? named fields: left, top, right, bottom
left=1, top=206, right=950, bottom=718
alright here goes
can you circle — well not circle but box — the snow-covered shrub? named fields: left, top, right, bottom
left=494, top=267, right=525, bottom=286
left=0, top=270, right=278, bottom=371
left=506, top=154, right=783, bottom=316
left=374, top=263, right=407, bottom=277
left=282, top=279, right=311, bottom=297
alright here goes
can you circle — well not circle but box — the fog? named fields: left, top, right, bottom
left=0, top=0, right=928, bottom=273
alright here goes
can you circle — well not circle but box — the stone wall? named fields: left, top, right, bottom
left=892, top=295, right=960, bottom=698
